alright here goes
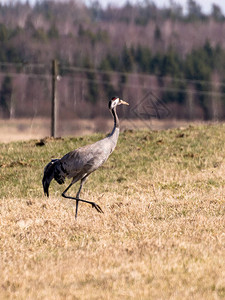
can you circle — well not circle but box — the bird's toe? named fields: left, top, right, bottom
left=92, top=203, right=104, bottom=213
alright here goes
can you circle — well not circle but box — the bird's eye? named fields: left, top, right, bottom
left=112, top=100, right=117, bottom=107
left=109, top=97, right=119, bottom=109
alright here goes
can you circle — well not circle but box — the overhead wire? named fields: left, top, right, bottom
left=0, top=61, right=224, bottom=97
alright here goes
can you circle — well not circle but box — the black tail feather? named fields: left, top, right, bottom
left=43, top=179, right=50, bottom=197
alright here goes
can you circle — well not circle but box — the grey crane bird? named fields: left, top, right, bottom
left=42, top=97, right=129, bottom=219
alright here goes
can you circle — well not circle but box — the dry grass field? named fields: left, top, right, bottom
left=1, top=124, right=225, bottom=299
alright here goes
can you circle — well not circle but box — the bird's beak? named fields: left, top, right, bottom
left=120, top=99, right=129, bottom=105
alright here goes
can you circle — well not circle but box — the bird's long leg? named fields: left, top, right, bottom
left=62, top=178, right=104, bottom=219
left=74, top=177, right=87, bottom=219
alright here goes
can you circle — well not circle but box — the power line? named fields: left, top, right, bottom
left=57, top=76, right=225, bottom=97
left=0, top=60, right=224, bottom=88
left=0, top=69, right=222, bottom=98
left=0, top=62, right=47, bottom=68
left=0, top=71, right=51, bottom=79
left=60, top=64, right=225, bottom=88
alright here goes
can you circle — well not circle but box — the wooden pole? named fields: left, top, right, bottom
left=51, top=59, right=58, bottom=137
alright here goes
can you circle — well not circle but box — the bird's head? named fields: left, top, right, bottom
left=108, top=97, right=129, bottom=110
left=42, top=159, right=58, bottom=197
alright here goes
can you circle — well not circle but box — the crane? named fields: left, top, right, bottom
left=42, top=97, right=129, bottom=219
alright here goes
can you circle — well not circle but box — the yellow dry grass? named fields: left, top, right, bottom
left=0, top=124, right=225, bottom=299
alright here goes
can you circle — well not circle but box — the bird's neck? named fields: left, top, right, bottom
left=108, top=107, right=119, bottom=137
left=112, top=107, right=119, bottom=129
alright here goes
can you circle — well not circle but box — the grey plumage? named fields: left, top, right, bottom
left=42, top=97, right=129, bottom=219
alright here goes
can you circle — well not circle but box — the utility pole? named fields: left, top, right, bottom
left=51, top=59, right=58, bottom=137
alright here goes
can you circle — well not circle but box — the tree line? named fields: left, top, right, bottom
left=0, top=0, right=225, bottom=120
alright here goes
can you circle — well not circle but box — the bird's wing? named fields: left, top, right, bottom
left=59, top=144, right=103, bottom=178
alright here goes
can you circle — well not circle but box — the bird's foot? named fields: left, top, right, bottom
left=92, top=202, right=104, bottom=214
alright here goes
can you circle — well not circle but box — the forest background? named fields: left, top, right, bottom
left=0, top=0, right=225, bottom=135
